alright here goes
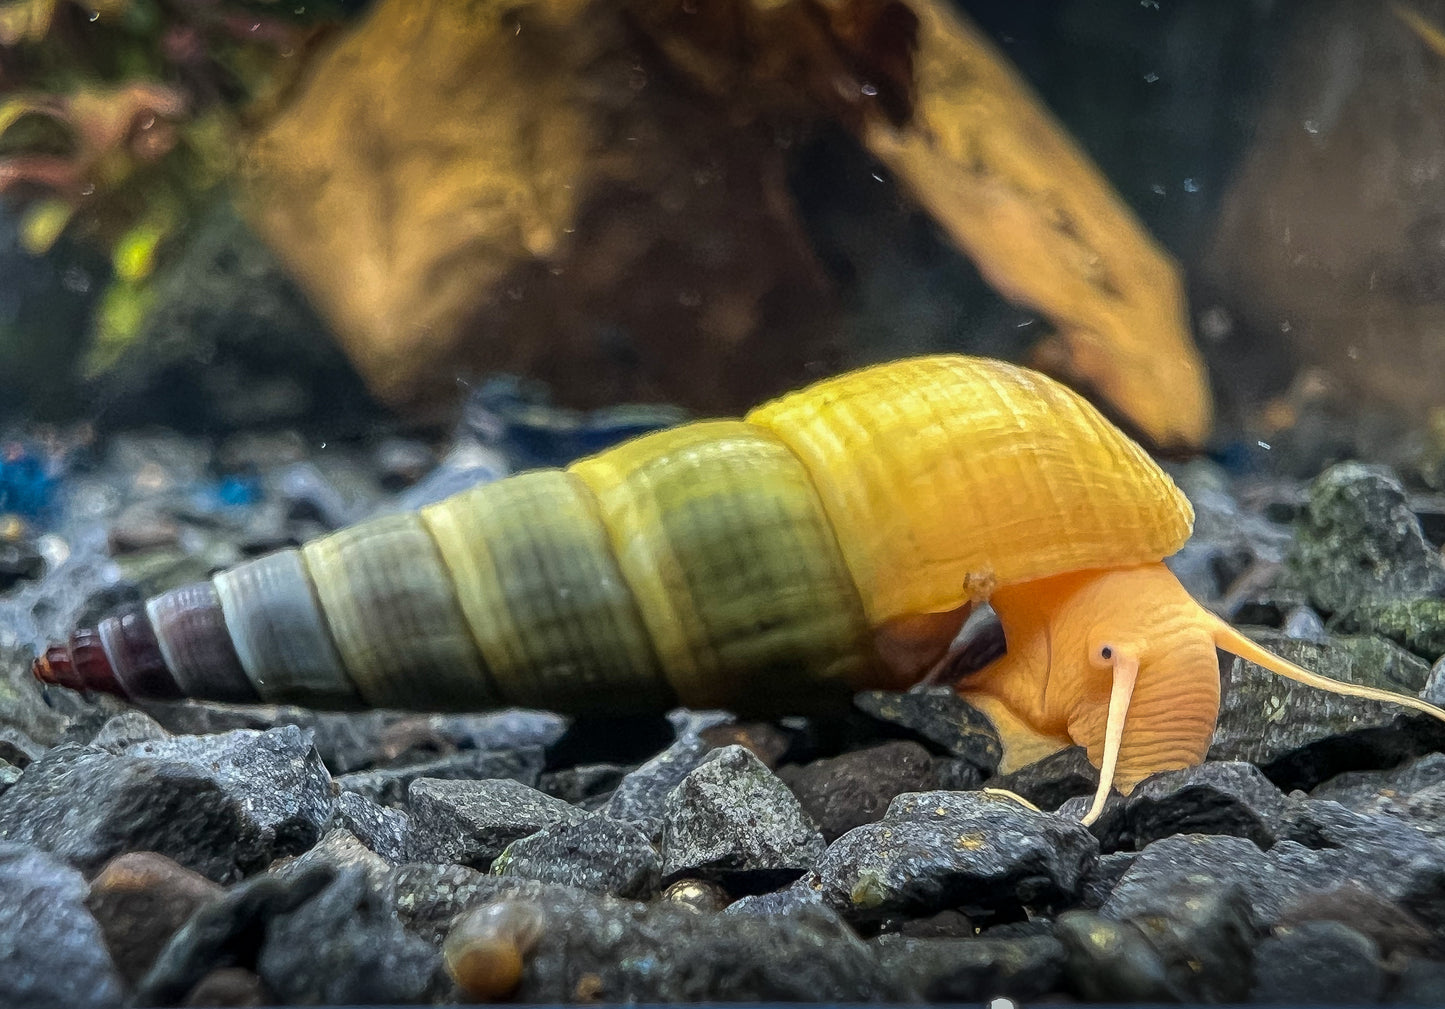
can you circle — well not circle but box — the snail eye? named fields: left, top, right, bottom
left=1100, top=646, right=1114, bottom=660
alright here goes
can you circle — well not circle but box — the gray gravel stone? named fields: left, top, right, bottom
left=387, top=865, right=630, bottom=947
left=407, top=777, right=584, bottom=870
left=1287, top=462, right=1445, bottom=616
left=276, top=828, right=393, bottom=888
left=1249, top=920, right=1386, bottom=1004
left=0, top=757, right=19, bottom=796
left=119, top=726, right=333, bottom=852
left=513, top=891, right=913, bottom=1002
left=1310, top=752, right=1445, bottom=837
left=602, top=712, right=734, bottom=835
left=778, top=740, right=938, bottom=842
left=988, top=746, right=1099, bottom=811
left=537, top=763, right=630, bottom=810
left=1102, top=877, right=1257, bottom=1002
left=1101, top=834, right=1316, bottom=926
left=870, top=933, right=1065, bottom=1001
left=335, top=745, right=545, bottom=808
left=0, top=726, right=331, bottom=880
left=331, top=789, right=410, bottom=863
left=258, top=867, right=443, bottom=1005
left=1391, top=957, right=1445, bottom=1004
left=810, top=790, right=1097, bottom=923
left=0, top=843, right=125, bottom=1009
left=1123, top=760, right=1294, bottom=849
left=493, top=812, right=661, bottom=899
left=1278, top=799, right=1445, bottom=928
left=1056, top=910, right=1177, bottom=1002
left=660, top=745, right=825, bottom=888
left=853, top=687, right=1002, bottom=773
left=1209, top=630, right=1444, bottom=790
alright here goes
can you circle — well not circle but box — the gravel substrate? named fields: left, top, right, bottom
left=4, top=432, right=1445, bottom=1006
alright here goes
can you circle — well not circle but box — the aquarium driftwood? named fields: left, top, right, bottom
left=240, top=0, right=1211, bottom=447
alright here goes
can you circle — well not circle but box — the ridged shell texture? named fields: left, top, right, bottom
left=87, top=355, right=1194, bottom=712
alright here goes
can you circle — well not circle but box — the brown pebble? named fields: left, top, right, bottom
left=697, top=722, right=791, bottom=768
left=443, top=900, right=547, bottom=1001
left=86, top=852, right=224, bottom=985
left=181, top=967, right=271, bottom=1007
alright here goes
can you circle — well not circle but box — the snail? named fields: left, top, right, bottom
left=32, top=355, right=1445, bottom=824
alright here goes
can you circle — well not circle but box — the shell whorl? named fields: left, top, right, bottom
left=33, top=354, right=1192, bottom=712
left=747, top=355, right=1193, bottom=624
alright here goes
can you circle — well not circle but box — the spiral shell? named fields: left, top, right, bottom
left=33, top=355, right=1192, bottom=713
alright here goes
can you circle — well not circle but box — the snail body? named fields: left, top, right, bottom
left=34, top=355, right=1445, bottom=823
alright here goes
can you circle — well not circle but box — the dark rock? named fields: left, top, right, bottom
left=134, top=864, right=335, bottom=1008
left=888, top=908, right=975, bottom=938
left=870, top=933, right=1066, bottom=1001
left=810, top=790, right=1097, bottom=924
left=1278, top=799, right=1445, bottom=929
left=853, top=687, right=1003, bottom=774
left=118, top=727, right=334, bottom=855
left=602, top=715, right=734, bottom=835
left=988, top=746, right=1099, bottom=810
left=0, top=757, right=19, bottom=796
left=1078, top=850, right=1137, bottom=909
left=515, top=894, right=910, bottom=1002
left=1313, top=751, right=1445, bottom=807
left=0, top=723, right=46, bottom=767
left=1287, top=462, right=1445, bottom=617
left=1055, top=910, right=1178, bottom=1002
left=1283, top=604, right=1330, bottom=643
left=374, top=437, right=436, bottom=491
left=86, top=710, right=172, bottom=749
left=1391, top=957, right=1445, bottom=1004
left=1336, top=598, right=1445, bottom=662
left=276, top=828, right=392, bottom=888
left=1124, top=760, right=1293, bottom=849
left=140, top=704, right=393, bottom=774
left=330, top=790, right=410, bottom=864
left=258, top=867, right=443, bottom=1005
left=933, top=754, right=987, bottom=791
left=778, top=740, right=938, bottom=842
left=1209, top=630, right=1444, bottom=791
left=0, top=536, right=45, bottom=590
left=1277, top=881, right=1439, bottom=960
left=660, top=745, right=825, bottom=890
left=374, top=710, right=569, bottom=764
left=1106, top=877, right=1257, bottom=1002
left=537, top=763, right=628, bottom=810
left=335, top=745, right=545, bottom=808
left=274, top=460, right=378, bottom=529
left=1311, top=752, right=1445, bottom=836
left=493, top=812, right=661, bottom=899
left=0, top=727, right=332, bottom=880
left=86, top=852, right=224, bottom=986
left=1101, top=834, right=1315, bottom=926
left=0, top=843, right=125, bottom=1009
left=724, top=878, right=827, bottom=917
left=1426, top=655, right=1445, bottom=706
left=1057, top=791, right=1128, bottom=847
left=407, top=777, right=583, bottom=870
left=179, top=967, right=270, bottom=1007
left=1250, top=920, right=1386, bottom=1004
left=389, top=870, right=645, bottom=951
